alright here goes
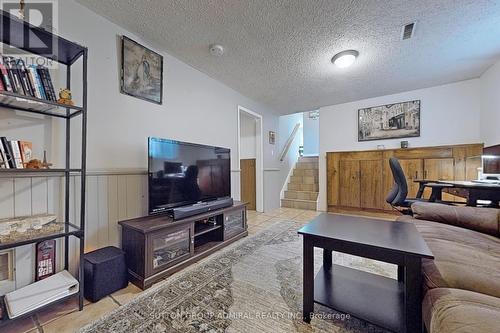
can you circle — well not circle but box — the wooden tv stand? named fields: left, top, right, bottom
left=119, top=201, right=247, bottom=289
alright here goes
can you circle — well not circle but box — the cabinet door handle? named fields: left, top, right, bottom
left=424, top=170, right=427, bottom=179
left=415, top=171, right=418, bottom=179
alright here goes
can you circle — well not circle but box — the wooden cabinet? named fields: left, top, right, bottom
left=327, top=143, right=483, bottom=212
left=398, top=159, right=423, bottom=198
left=422, top=158, right=454, bottom=199
left=119, top=202, right=248, bottom=289
left=360, top=160, right=384, bottom=209
left=339, top=160, right=361, bottom=208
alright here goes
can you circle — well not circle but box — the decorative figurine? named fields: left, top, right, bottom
left=25, top=151, right=53, bottom=169
left=25, top=159, right=45, bottom=169
left=57, top=88, right=74, bottom=106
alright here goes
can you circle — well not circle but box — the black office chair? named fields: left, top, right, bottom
left=386, top=157, right=451, bottom=213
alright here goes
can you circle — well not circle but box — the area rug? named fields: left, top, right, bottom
left=79, top=218, right=396, bottom=333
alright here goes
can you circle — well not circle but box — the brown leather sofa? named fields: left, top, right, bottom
left=397, top=202, right=500, bottom=333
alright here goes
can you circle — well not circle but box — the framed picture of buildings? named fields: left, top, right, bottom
left=358, top=100, right=420, bottom=141
left=121, top=36, right=163, bottom=104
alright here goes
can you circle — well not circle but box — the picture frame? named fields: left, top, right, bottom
left=269, top=131, right=276, bottom=145
left=358, top=100, right=421, bottom=142
left=121, top=36, right=163, bottom=104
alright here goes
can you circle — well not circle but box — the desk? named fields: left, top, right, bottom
left=414, top=180, right=500, bottom=207
left=438, top=181, right=500, bottom=207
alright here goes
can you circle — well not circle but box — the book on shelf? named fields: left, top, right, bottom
left=0, top=63, right=13, bottom=92
left=19, top=141, right=33, bottom=165
left=0, top=137, right=15, bottom=169
left=28, top=65, right=45, bottom=99
left=0, top=56, right=57, bottom=102
left=10, top=140, right=24, bottom=169
left=0, top=138, right=33, bottom=169
left=0, top=70, right=4, bottom=91
left=0, top=140, right=9, bottom=169
left=37, top=66, right=56, bottom=101
left=17, top=59, right=35, bottom=97
left=2, top=56, right=24, bottom=95
left=0, top=145, right=5, bottom=169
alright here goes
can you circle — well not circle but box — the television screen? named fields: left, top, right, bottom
left=483, top=144, right=500, bottom=176
left=148, top=137, right=231, bottom=214
left=483, top=155, right=500, bottom=175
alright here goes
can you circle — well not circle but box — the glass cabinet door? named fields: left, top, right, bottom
left=224, top=209, right=246, bottom=239
left=150, top=227, right=192, bottom=272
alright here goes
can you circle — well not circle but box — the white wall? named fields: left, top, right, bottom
left=480, top=59, right=500, bottom=147
left=51, top=0, right=282, bottom=212
left=239, top=113, right=257, bottom=159
left=318, top=79, right=482, bottom=210
left=302, top=111, right=319, bottom=156
left=276, top=113, right=303, bottom=199
left=0, top=0, right=285, bottom=292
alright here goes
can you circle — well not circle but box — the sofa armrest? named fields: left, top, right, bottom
left=410, top=202, right=500, bottom=237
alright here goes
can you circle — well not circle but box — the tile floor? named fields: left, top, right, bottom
left=2, top=208, right=384, bottom=333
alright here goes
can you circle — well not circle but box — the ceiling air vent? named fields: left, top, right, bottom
left=401, top=22, right=416, bottom=40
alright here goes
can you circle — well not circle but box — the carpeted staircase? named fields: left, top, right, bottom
left=281, top=156, right=319, bottom=210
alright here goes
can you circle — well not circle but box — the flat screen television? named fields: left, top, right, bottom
left=148, top=137, right=231, bottom=214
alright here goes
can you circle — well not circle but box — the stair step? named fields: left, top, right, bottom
left=290, top=175, right=318, bottom=185
left=281, top=198, right=317, bottom=210
left=300, top=156, right=319, bottom=162
left=293, top=168, right=318, bottom=177
left=296, top=162, right=318, bottom=170
left=284, top=190, right=319, bottom=201
left=288, top=183, right=319, bottom=192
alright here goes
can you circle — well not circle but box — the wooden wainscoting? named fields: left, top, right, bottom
left=0, top=171, right=148, bottom=284
left=327, top=143, right=483, bottom=213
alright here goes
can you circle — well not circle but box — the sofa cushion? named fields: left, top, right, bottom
left=410, top=219, right=500, bottom=298
left=423, top=288, right=500, bottom=333
left=411, top=202, right=500, bottom=237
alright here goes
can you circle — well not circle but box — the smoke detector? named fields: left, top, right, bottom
left=209, top=44, right=224, bottom=57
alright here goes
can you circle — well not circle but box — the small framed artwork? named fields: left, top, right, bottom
left=121, top=36, right=163, bottom=104
left=269, top=131, right=276, bottom=144
left=35, top=240, right=56, bottom=281
left=358, top=100, right=420, bottom=141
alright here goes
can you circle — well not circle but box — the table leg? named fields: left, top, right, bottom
left=429, top=188, right=442, bottom=202
left=323, top=249, right=332, bottom=271
left=466, top=190, right=479, bottom=207
left=398, top=265, right=405, bottom=282
left=404, top=257, right=423, bottom=333
left=303, top=236, right=314, bottom=323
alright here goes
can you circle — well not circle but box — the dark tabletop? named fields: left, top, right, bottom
left=298, top=213, right=433, bottom=259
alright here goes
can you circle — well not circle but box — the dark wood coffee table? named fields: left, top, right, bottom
left=298, top=213, right=433, bottom=333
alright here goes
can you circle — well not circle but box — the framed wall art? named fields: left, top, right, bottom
left=269, top=131, right=276, bottom=144
left=358, top=100, right=420, bottom=141
left=121, top=36, right=163, bottom=104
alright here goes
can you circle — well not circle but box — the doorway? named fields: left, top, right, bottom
left=237, top=106, right=263, bottom=212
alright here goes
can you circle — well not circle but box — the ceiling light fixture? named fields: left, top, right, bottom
left=331, top=50, right=359, bottom=68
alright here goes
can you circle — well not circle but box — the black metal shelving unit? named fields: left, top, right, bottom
left=0, top=10, right=87, bottom=326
